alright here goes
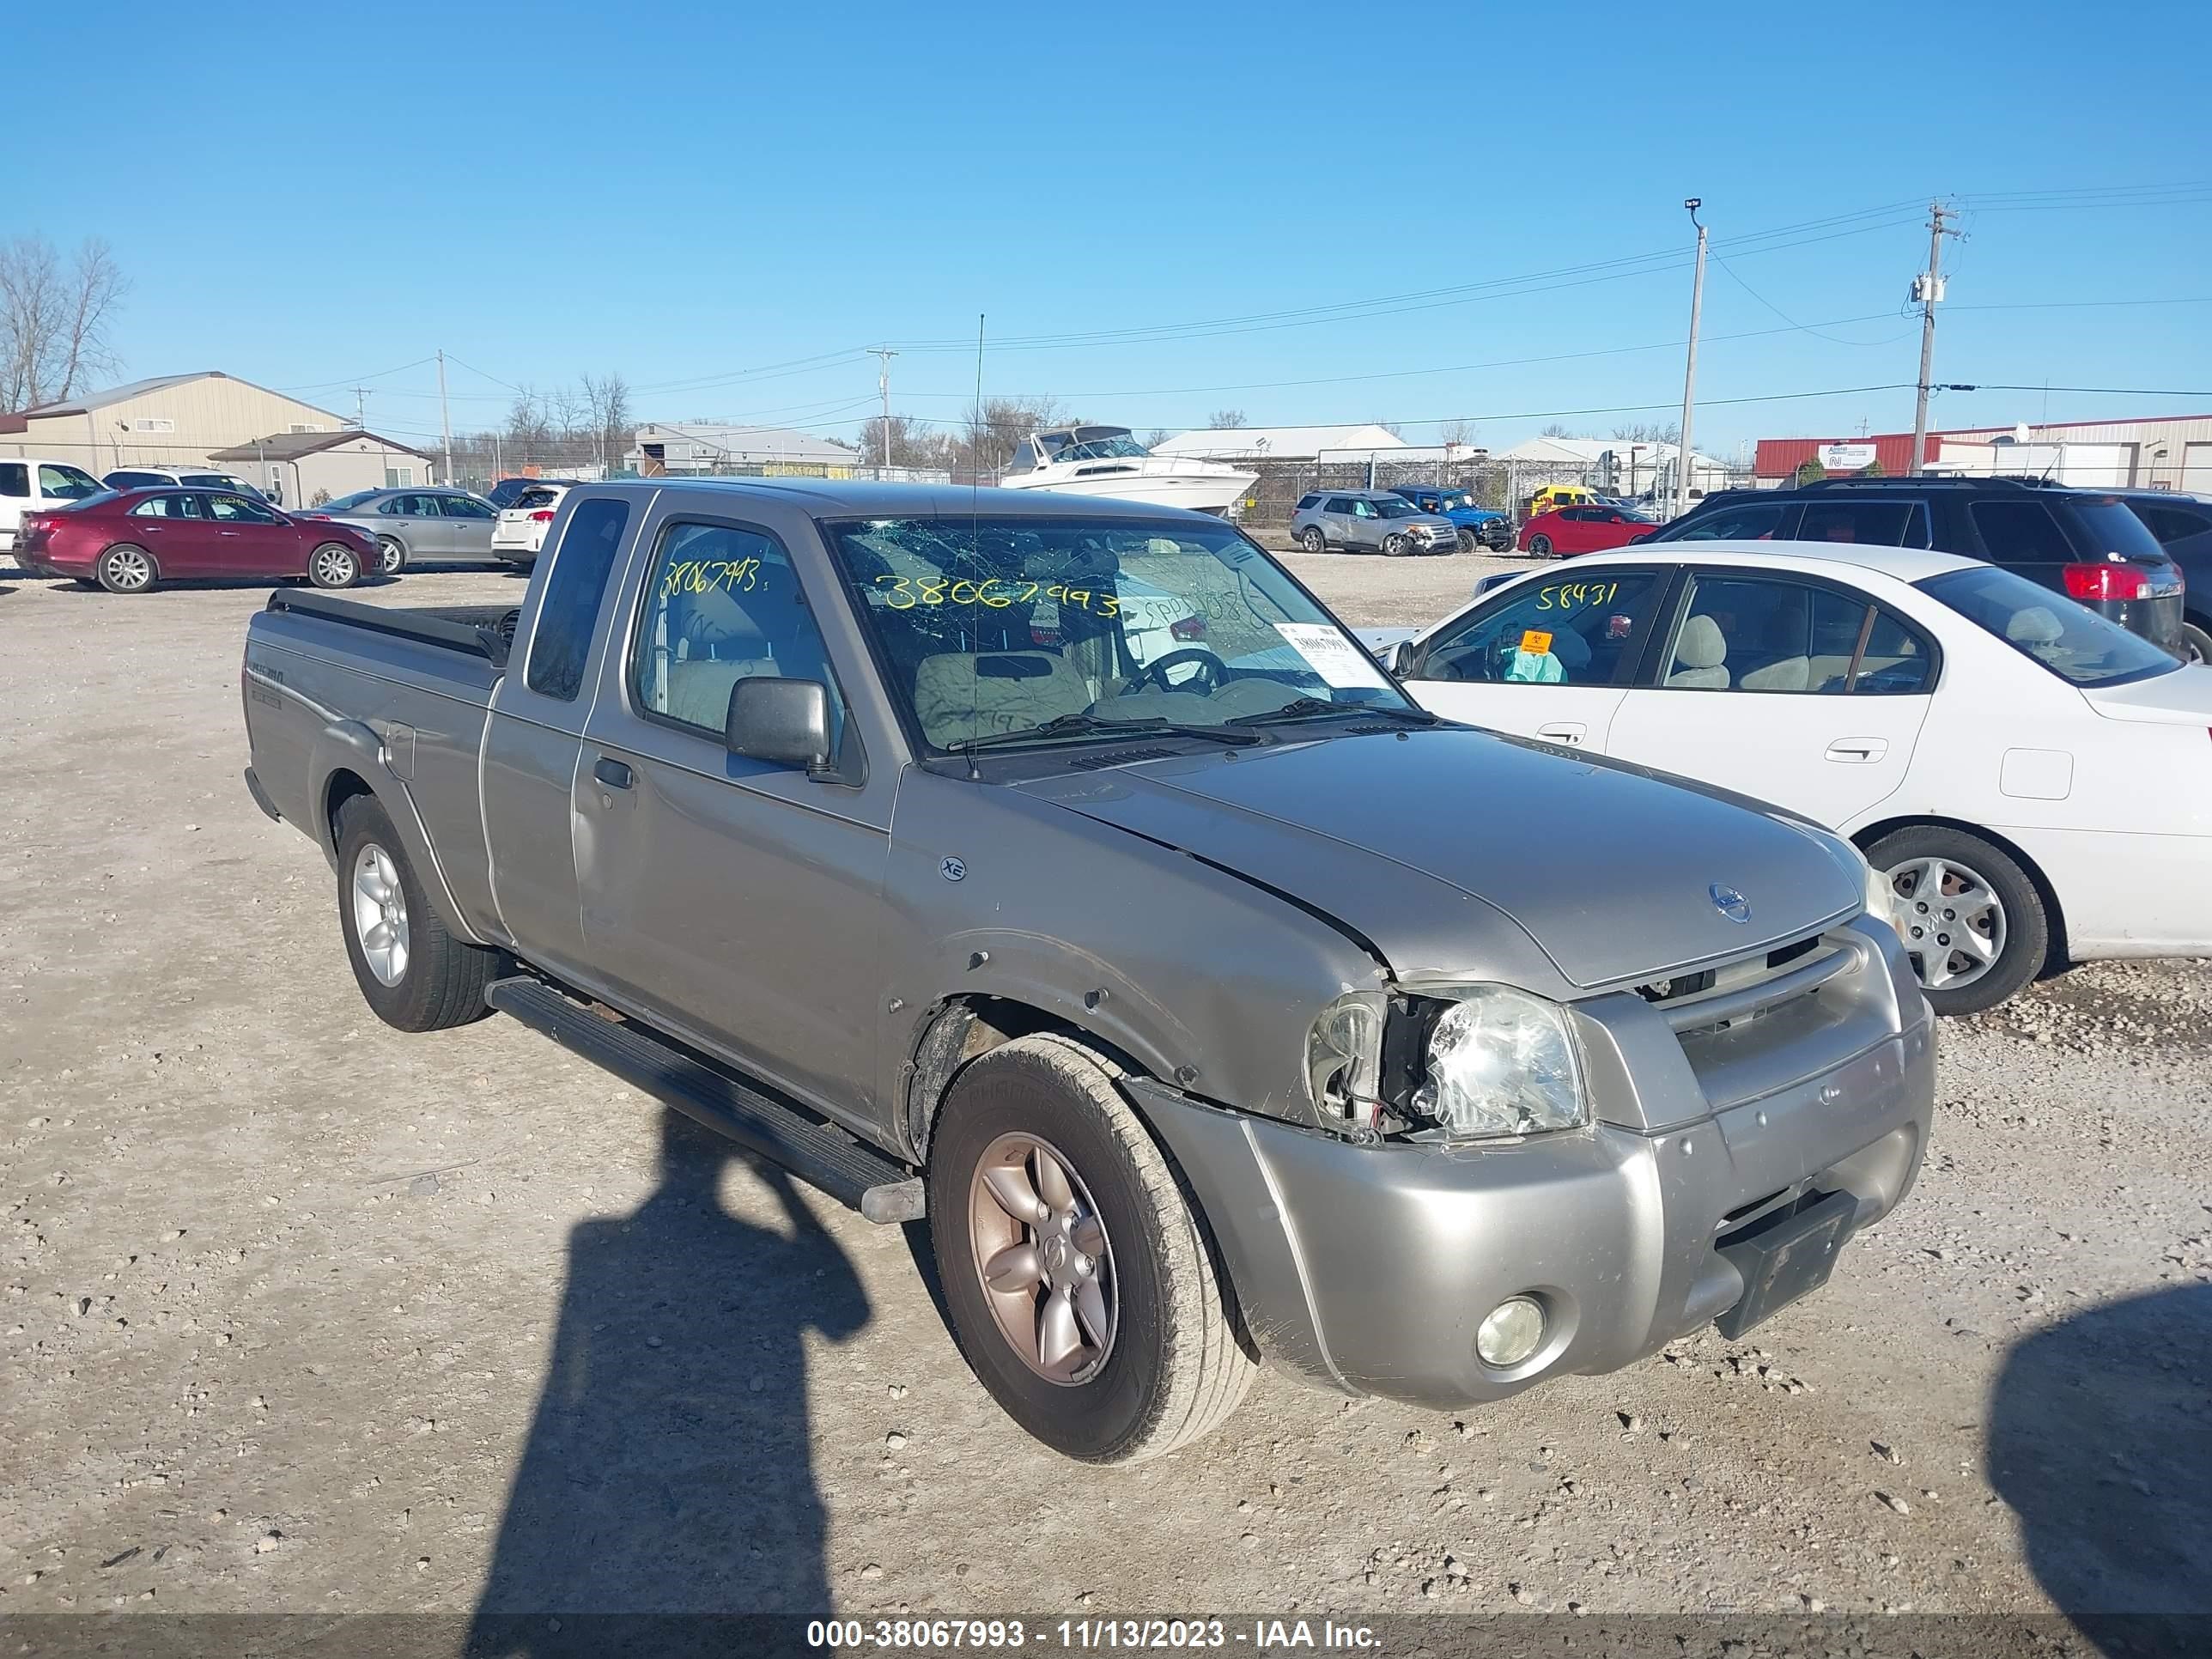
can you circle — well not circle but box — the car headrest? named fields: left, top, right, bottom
left=2006, top=606, right=2065, bottom=646
left=1674, top=613, right=1729, bottom=668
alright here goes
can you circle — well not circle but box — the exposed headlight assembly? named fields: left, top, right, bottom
left=1411, top=985, right=1588, bottom=1140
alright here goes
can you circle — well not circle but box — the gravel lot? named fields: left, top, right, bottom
left=2, top=544, right=2207, bottom=1645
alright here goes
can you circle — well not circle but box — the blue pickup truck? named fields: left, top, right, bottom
left=1391, top=486, right=1514, bottom=551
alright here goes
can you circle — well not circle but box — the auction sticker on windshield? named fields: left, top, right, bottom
left=1272, top=623, right=1390, bottom=690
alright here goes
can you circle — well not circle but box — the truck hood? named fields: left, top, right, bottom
left=1017, top=726, right=1863, bottom=991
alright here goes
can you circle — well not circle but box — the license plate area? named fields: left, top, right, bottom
left=1712, top=1188, right=1857, bottom=1340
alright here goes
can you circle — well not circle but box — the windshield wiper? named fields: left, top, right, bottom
left=1229, top=698, right=1437, bottom=729
left=947, top=712, right=1264, bottom=759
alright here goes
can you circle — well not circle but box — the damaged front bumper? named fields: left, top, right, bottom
left=1128, top=916, right=1935, bottom=1408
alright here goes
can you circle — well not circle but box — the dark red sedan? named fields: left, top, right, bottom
left=1517, top=502, right=1659, bottom=558
left=15, top=487, right=379, bottom=593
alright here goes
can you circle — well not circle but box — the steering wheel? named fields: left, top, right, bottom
left=1125, top=647, right=1227, bottom=696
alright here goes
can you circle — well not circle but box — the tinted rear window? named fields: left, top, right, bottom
left=516, top=487, right=562, bottom=509
left=2066, top=496, right=2169, bottom=562
left=1920, top=565, right=2178, bottom=687
left=524, top=499, right=632, bottom=702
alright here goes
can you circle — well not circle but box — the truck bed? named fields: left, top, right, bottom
left=262, top=591, right=518, bottom=666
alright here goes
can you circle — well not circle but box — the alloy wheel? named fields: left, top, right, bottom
left=1887, top=855, right=2005, bottom=991
left=105, top=548, right=152, bottom=590
left=350, top=843, right=410, bottom=987
left=314, top=546, right=358, bottom=587
left=966, top=1132, right=1117, bottom=1385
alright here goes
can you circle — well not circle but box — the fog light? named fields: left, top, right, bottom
left=1476, top=1295, right=1547, bottom=1368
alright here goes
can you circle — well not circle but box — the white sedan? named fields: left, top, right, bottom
left=1369, top=541, right=2212, bottom=1012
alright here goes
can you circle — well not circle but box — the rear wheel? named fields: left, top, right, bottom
left=377, top=536, right=407, bottom=577
left=1528, top=533, right=1553, bottom=557
left=1867, top=824, right=2049, bottom=1015
left=2182, top=618, right=2210, bottom=665
left=309, top=542, right=363, bottom=589
left=333, top=796, right=501, bottom=1031
left=927, top=1034, right=1255, bottom=1464
left=97, top=544, right=156, bottom=594
left=1299, top=526, right=1327, bottom=554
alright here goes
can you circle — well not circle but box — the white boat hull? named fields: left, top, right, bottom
left=998, top=461, right=1258, bottom=515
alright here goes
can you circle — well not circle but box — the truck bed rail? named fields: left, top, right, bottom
left=263, top=591, right=512, bottom=668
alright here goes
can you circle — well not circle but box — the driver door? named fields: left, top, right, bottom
left=1397, top=567, right=1674, bottom=750
left=1346, top=498, right=1382, bottom=551
left=204, top=492, right=297, bottom=574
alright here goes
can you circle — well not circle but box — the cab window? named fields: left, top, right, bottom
left=207, top=494, right=282, bottom=524
left=40, top=464, right=101, bottom=499
left=1412, top=570, right=1666, bottom=686
left=524, top=498, right=633, bottom=702
left=630, top=520, right=848, bottom=750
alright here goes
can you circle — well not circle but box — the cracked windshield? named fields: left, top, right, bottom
left=824, top=515, right=1415, bottom=751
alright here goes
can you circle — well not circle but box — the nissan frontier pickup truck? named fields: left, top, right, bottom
left=240, top=479, right=1932, bottom=1464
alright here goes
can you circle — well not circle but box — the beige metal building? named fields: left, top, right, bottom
left=0, top=372, right=352, bottom=476
left=207, top=429, right=441, bottom=508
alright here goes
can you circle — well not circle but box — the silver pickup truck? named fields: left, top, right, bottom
left=241, top=479, right=1933, bottom=1464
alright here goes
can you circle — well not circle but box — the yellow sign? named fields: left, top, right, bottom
left=1518, top=629, right=1554, bottom=656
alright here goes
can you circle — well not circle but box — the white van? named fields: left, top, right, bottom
left=0, top=458, right=106, bottom=552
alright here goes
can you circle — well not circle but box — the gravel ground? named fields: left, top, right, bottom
left=1, top=547, right=2207, bottom=1643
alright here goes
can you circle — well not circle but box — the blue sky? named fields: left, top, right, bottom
left=17, top=0, right=2211, bottom=456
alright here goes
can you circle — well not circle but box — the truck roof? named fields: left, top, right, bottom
left=600, top=477, right=1225, bottom=522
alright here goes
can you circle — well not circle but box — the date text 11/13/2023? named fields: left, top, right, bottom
left=806, top=1619, right=1380, bottom=1650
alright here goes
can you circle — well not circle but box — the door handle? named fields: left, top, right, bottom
left=1825, top=738, right=1887, bottom=763
left=592, top=757, right=634, bottom=790
left=1536, top=722, right=1587, bottom=746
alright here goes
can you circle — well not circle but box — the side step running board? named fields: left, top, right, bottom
left=485, top=976, right=925, bottom=1224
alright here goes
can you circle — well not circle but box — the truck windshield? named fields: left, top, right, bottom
left=823, top=515, right=1414, bottom=754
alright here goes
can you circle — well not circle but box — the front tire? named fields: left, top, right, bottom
left=377, top=536, right=407, bottom=577
left=1382, top=532, right=1409, bottom=557
left=1456, top=528, right=1477, bottom=554
left=1528, top=533, right=1553, bottom=557
left=927, top=1034, right=1255, bottom=1464
left=1299, top=526, right=1327, bottom=554
left=1867, top=824, right=2049, bottom=1015
left=309, top=542, right=364, bottom=589
left=97, top=544, right=157, bottom=594
left=334, top=796, right=500, bottom=1031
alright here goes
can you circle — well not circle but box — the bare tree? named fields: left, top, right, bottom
left=1143, top=427, right=1170, bottom=449
left=0, top=235, right=129, bottom=411
left=1439, top=418, right=1476, bottom=448
left=962, top=396, right=1068, bottom=477
left=1609, top=421, right=1680, bottom=445
left=580, top=372, right=634, bottom=471
left=1206, top=409, right=1247, bottom=429
left=1537, top=422, right=1582, bottom=439
left=860, top=412, right=953, bottom=471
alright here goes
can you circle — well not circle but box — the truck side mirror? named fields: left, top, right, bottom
left=1386, top=640, right=1416, bottom=676
left=726, top=678, right=832, bottom=774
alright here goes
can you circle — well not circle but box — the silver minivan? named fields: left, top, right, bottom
left=1291, top=489, right=1459, bottom=556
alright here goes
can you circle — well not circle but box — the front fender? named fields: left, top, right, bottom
left=308, top=720, right=489, bottom=945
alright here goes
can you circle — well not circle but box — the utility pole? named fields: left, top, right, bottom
left=350, top=386, right=370, bottom=428
left=867, top=347, right=898, bottom=474
left=1908, top=200, right=1955, bottom=477
left=436, top=350, right=453, bottom=487
left=1674, top=198, right=1708, bottom=520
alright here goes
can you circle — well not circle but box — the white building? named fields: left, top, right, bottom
left=1153, top=424, right=1408, bottom=464
left=629, top=422, right=859, bottom=478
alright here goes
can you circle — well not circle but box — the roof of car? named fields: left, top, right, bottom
left=590, top=477, right=1241, bottom=521
left=1504, top=538, right=1984, bottom=583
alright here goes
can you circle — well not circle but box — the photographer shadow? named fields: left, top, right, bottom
left=469, top=1110, right=869, bottom=1656
left=1988, top=1283, right=2212, bottom=1653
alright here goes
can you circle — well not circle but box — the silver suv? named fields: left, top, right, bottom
left=1291, top=489, right=1459, bottom=556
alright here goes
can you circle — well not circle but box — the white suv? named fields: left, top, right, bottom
left=0, top=458, right=106, bottom=553
left=491, top=483, right=570, bottom=566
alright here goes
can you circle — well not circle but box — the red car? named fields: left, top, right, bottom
left=15, top=487, right=378, bottom=593
left=1517, top=502, right=1658, bottom=558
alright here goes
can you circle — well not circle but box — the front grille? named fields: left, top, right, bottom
left=1639, top=931, right=1862, bottom=1037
